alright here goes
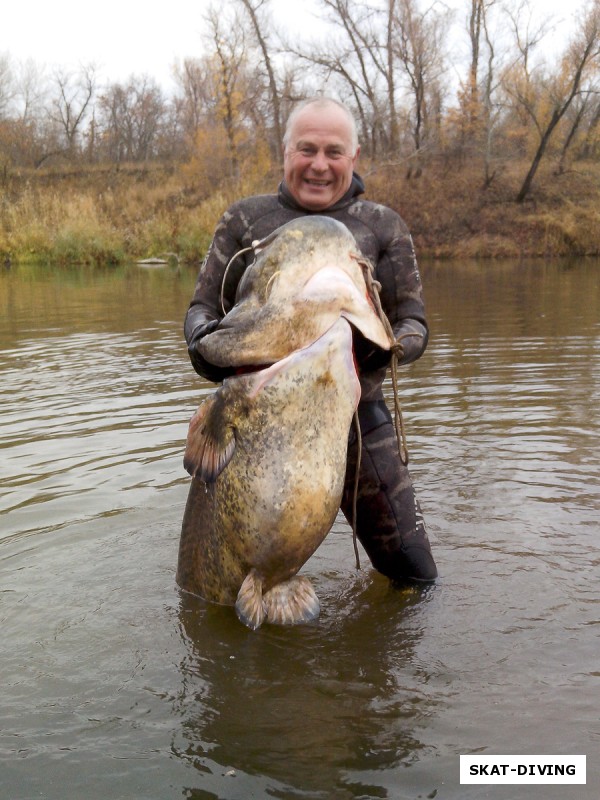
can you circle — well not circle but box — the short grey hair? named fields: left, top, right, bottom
left=283, top=96, right=359, bottom=154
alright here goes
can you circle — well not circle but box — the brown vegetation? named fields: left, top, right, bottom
left=2, top=153, right=599, bottom=266
left=367, top=156, right=600, bottom=258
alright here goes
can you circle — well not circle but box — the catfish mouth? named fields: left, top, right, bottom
left=202, top=255, right=393, bottom=375
left=227, top=321, right=369, bottom=382
left=233, top=363, right=271, bottom=376
left=228, top=317, right=357, bottom=401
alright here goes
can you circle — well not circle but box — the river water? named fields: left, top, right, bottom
left=1, top=258, right=598, bottom=800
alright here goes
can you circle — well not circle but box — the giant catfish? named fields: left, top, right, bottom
left=177, top=216, right=394, bottom=629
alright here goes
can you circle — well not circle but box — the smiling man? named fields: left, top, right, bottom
left=184, top=96, right=438, bottom=586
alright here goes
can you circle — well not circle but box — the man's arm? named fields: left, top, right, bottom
left=375, top=209, right=429, bottom=366
left=184, top=205, right=248, bottom=382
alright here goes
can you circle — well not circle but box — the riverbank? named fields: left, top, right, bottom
left=1, top=157, right=599, bottom=266
left=368, top=157, right=600, bottom=259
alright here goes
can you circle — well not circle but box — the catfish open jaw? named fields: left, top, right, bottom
left=299, top=265, right=391, bottom=351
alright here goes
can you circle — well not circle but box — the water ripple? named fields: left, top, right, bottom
left=0, top=327, right=211, bottom=541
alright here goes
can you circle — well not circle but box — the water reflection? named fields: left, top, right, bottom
left=174, top=543, right=437, bottom=799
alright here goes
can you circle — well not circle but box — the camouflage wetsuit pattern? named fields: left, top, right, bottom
left=184, top=174, right=437, bottom=582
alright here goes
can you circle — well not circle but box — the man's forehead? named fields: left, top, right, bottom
left=294, top=134, right=347, bottom=150
left=289, top=107, right=354, bottom=146
left=289, top=130, right=353, bottom=155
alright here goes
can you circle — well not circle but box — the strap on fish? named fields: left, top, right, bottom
left=220, top=246, right=255, bottom=315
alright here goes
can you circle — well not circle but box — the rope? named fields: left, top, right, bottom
left=218, top=231, right=283, bottom=316
left=220, top=246, right=255, bottom=316
left=351, top=409, right=363, bottom=570
left=390, top=338, right=412, bottom=465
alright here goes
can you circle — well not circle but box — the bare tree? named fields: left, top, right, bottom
left=506, top=0, right=549, bottom=80
left=0, top=53, right=15, bottom=119
left=98, top=75, right=166, bottom=162
left=452, top=0, right=500, bottom=164
left=237, top=0, right=283, bottom=151
left=173, top=57, right=215, bottom=141
left=187, top=3, right=270, bottom=186
left=392, top=0, right=449, bottom=156
left=386, top=0, right=399, bottom=152
left=467, top=0, right=484, bottom=123
left=207, top=7, right=248, bottom=181
left=512, top=0, right=600, bottom=201
left=479, top=1, right=504, bottom=186
left=13, top=59, right=47, bottom=123
left=501, top=0, right=549, bottom=123
left=49, top=64, right=97, bottom=158
left=555, top=84, right=598, bottom=172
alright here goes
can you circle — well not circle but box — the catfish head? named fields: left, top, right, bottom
left=198, top=216, right=393, bottom=370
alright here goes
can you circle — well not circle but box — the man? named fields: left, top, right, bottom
left=184, top=96, right=437, bottom=584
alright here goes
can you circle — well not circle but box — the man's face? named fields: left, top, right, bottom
left=283, top=105, right=360, bottom=211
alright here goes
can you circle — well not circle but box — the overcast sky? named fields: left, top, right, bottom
left=2, top=0, right=588, bottom=93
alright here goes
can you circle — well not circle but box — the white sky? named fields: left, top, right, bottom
left=2, top=0, right=589, bottom=93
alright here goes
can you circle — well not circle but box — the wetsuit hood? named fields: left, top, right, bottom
left=278, top=172, right=366, bottom=213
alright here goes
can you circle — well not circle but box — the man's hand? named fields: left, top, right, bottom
left=392, top=319, right=428, bottom=365
left=187, top=319, right=233, bottom=383
left=353, top=333, right=393, bottom=374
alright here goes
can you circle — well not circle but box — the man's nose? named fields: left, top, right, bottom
left=310, top=150, right=329, bottom=171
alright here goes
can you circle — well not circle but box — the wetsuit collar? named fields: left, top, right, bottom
left=278, top=172, right=365, bottom=213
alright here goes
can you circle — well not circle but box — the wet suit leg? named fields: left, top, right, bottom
left=340, top=401, right=438, bottom=583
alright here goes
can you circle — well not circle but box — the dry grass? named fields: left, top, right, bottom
left=1, top=156, right=599, bottom=265
left=367, top=156, right=600, bottom=259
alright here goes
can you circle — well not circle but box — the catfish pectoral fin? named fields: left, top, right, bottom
left=183, top=396, right=236, bottom=481
left=235, top=570, right=266, bottom=630
left=263, top=576, right=320, bottom=626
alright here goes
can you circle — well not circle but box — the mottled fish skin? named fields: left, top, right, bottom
left=198, top=216, right=392, bottom=369
left=177, top=319, right=360, bottom=624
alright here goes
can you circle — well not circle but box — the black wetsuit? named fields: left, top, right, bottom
left=184, top=174, right=437, bottom=582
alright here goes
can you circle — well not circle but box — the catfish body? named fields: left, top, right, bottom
left=177, top=319, right=360, bottom=629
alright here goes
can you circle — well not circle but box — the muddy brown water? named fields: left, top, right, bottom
left=1, top=259, right=598, bottom=799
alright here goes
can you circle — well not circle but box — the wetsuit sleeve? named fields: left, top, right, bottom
left=375, top=209, right=429, bottom=365
left=184, top=205, right=247, bottom=381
